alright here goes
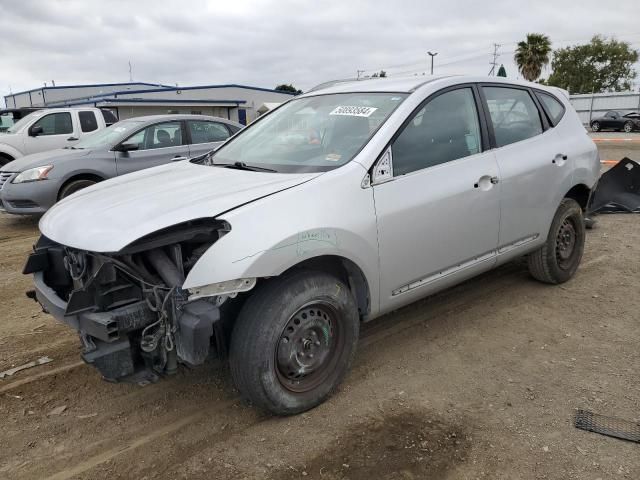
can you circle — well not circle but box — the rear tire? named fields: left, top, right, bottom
left=590, top=121, right=600, bottom=132
left=229, top=270, right=359, bottom=415
left=528, top=198, right=585, bottom=284
left=624, top=121, right=634, bottom=133
left=58, top=179, right=97, bottom=200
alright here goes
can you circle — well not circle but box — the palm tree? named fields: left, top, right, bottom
left=514, top=33, right=552, bottom=81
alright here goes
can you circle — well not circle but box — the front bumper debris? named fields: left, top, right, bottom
left=589, top=158, right=640, bottom=213
left=25, top=236, right=222, bottom=382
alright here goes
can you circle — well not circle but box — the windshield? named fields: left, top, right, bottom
left=73, top=120, right=144, bottom=149
left=210, top=92, right=407, bottom=173
left=5, top=111, right=42, bottom=134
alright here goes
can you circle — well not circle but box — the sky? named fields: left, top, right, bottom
left=1, top=0, right=639, bottom=104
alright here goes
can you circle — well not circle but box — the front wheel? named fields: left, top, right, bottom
left=528, top=198, right=585, bottom=284
left=58, top=179, right=96, bottom=200
left=590, top=121, right=600, bottom=132
left=229, top=270, right=359, bottom=415
left=624, top=121, right=634, bottom=133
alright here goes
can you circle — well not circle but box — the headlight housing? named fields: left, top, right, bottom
left=12, top=165, right=53, bottom=184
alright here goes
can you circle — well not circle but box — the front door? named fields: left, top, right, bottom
left=24, top=111, right=78, bottom=154
left=115, top=120, right=190, bottom=176
left=373, top=86, right=501, bottom=313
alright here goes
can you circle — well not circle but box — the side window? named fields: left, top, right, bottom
left=392, top=88, right=482, bottom=176
left=188, top=121, right=230, bottom=144
left=123, top=122, right=184, bottom=151
left=32, top=112, right=73, bottom=136
left=535, top=92, right=565, bottom=126
left=100, top=109, right=118, bottom=126
left=483, top=87, right=543, bottom=147
left=79, top=111, right=98, bottom=133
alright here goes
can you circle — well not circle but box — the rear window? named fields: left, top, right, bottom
left=535, top=92, right=565, bottom=126
left=100, top=109, right=118, bottom=126
left=79, top=111, right=98, bottom=132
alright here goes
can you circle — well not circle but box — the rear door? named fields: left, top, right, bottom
left=186, top=120, right=233, bottom=157
left=24, top=111, right=78, bottom=154
left=114, top=120, right=190, bottom=176
left=373, top=85, right=501, bottom=313
left=480, top=84, right=572, bottom=260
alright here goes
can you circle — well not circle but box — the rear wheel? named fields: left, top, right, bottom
left=624, top=121, right=634, bottom=133
left=528, top=198, right=585, bottom=284
left=58, top=179, right=97, bottom=200
left=590, top=121, right=600, bottom=132
left=229, top=270, right=359, bottom=415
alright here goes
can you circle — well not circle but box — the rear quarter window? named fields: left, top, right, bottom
left=535, top=91, right=566, bottom=126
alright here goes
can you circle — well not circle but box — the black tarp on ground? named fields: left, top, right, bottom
left=588, top=158, right=640, bottom=213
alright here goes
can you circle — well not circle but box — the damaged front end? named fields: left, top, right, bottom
left=24, top=219, right=234, bottom=382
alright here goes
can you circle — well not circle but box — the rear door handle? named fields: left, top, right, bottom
left=172, top=156, right=189, bottom=162
left=474, top=175, right=500, bottom=188
left=552, top=154, right=568, bottom=164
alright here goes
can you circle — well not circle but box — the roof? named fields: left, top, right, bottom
left=303, top=74, right=564, bottom=96
left=113, top=114, right=243, bottom=126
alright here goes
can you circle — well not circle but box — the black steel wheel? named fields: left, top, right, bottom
left=230, top=270, right=359, bottom=415
left=528, top=198, right=585, bottom=284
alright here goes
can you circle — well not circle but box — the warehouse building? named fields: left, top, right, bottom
left=3, top=82, right=294, bottom=125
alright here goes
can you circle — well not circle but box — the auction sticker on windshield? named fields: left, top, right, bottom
left=330, top=106, right=378, bottom=117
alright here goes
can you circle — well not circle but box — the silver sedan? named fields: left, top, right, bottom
left=0, top=114, right=242, bottom=214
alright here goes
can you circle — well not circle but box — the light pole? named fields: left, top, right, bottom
left=427, top=51, right=438, bottom=75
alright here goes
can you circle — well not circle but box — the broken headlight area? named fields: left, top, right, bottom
left=24, top=219, right=234, bottom=383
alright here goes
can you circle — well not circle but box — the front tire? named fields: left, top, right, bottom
left=58, top=179, right=96, bottom=200
left=624, top=121, right=634, bottom=133
left=528, top=198, right=585, bottom=284
left=590, top=121, right=600, bottom=132
left=229, top=270, right=359, bottom=415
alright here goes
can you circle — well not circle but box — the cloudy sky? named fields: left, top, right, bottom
left=1, top=0, right=639, bottom=102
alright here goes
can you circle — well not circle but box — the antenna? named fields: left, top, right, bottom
left=128, top=61, right=133, bottom=82
left=488, top=43, right=501, bottom=76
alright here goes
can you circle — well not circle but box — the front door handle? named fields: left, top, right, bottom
left=474, top=175, right=500, bottom=189
left=172, top=156, right=189, bottom=162
left=67, top=136, right=78, bottom=141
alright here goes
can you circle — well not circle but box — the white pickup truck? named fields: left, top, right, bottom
left=0, top=107, right=116, bottom=166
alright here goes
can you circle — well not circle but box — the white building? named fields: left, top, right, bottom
left=4, top=82, right=295, bottom=125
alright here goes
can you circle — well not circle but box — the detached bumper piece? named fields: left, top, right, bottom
left=24, top=236, right=222, bottom=382
left=589, top=158, right=640, bottom=213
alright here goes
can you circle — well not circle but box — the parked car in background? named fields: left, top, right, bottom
left=0, top=107, right=42, bottom=133
left=0, top=107, right=117, bottom=166
left=0, top=114, right=242, bottom=214
left=590, top=111, right=640, bottom=132
left=26, top=76, right=600, bottom=415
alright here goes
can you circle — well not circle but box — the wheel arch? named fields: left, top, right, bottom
left=282, top=254, right=371, bottom=320
left=563, top=183, right=591, bottom=211
left=57, top=173, right=105, bottom=200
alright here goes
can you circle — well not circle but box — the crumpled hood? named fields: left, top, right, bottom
left=2, top=148, right=91, bottom=172
left=40, top=161, right=320, bottom=252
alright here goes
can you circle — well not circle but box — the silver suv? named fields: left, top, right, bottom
left=26, top=75, right=599, bottom=415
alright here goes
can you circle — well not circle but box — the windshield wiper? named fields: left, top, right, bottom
left=216, top=161, right=277, bottom=173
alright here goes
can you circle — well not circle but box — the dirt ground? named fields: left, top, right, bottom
left=0, top=139, right=639, bottom=479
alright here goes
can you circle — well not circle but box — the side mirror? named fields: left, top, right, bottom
left=29, top=125, right=43, bottom=137
left=115, top=142, right=139, bottom=152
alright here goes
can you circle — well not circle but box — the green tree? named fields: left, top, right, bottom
left=371, top=70, right=387, bottom=78
left=275, top=84, right=302, bottom=95
left=547, top=36, right=639, bottom=93
left=514, top=33, right=552, bottom=81
left=497, top=64, right=507, bottom=77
